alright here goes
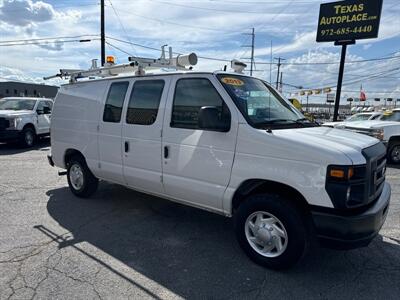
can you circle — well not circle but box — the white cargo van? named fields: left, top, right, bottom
left=47, top=56, right=390, bottom=269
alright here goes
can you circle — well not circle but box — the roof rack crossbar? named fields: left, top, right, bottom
left=43, top=46, right=198, bottom=83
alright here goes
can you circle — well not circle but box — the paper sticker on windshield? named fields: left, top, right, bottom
left=221, top=77, right=244, bottom=86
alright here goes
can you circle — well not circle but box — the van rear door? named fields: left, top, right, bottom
left=121, top=77, right=170, bottom=194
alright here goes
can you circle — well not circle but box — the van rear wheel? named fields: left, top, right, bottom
left=67, top=156, right=98, bottom=198
left=234, top=194, right=309, bottom=270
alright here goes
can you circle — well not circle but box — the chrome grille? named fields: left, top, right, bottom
left=362, top=143, right=387, bottom=205
left=0, top=117, right=10, bottom=130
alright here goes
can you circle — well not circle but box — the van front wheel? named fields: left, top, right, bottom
left=234, top=194, right=309, bottom=270
left=67, top=156, right=98, bottom=198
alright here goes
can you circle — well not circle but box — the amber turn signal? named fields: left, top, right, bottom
left=330, top=169, right=345, bottom=178
left=329, top=167, right=354, bottom=179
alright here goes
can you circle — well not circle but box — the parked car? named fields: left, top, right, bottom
left=323, top=119, right=400, bottom=164
left=379, top=108, right=400, bottom=122
left=0, top=97, right=53, bottom=147
left=48, top=71, right=390, bottom=269
left=323, top=112, right=382, bottom=128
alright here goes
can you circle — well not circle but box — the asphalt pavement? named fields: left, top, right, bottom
left=0, top=139, right=399, bottom=300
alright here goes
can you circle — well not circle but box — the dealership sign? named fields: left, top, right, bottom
left=317, top=0, right=383, bottom=42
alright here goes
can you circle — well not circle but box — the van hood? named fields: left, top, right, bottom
left=0, top=110, right=34, bottom=117
left=273, top=126, right=379, bottom=164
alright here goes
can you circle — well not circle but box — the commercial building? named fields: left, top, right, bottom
left=0, top=81, right=59, bottom=99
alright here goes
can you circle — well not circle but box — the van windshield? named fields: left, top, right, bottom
left=0, top=99, right=36, bottom=111
left=217, top=75, right=313, bottom=129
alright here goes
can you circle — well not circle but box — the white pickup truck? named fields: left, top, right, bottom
left=48, top=71, right=391, bottom=269
left=0, top=97, right=53, bottom=147
left=323, top=109, right=400, bottom=164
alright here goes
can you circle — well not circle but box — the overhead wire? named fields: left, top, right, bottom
left=107, top=0, right=137, bottom=55
left=0, top=35, right=99, bottom=44
left=0, top=38, right=100, bottom=47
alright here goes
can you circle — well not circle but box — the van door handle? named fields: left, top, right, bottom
left=164, top=146, right=169, bottom=159
left=125, top=141, right=129, bottom=153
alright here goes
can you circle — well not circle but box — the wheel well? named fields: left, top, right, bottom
left=388, top=136, right=400, bottom=146
left=23, top=123, right=36, bottom=133
left=64, top=149, right=85, bottom=167
left=231, top=179, right=310, bottom=215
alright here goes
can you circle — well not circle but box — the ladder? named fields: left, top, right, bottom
left=43, top=46, right=198, bottom=83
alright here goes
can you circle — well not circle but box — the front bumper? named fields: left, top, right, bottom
left=311, top=182, right=391, bottom=249
left=0, top=130, right=21, bottom=142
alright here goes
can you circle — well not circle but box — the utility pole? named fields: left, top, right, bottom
left=100, top=0, right=105, bottom=66
left=241, top=28, right=255, bottom=76
left=269, top=40, right=272, bottom=84
left=250, top=28, right=255, bottom=76
left=274, top=57, right=285, bottom=89
left=279, top=72, right=283, bottom=93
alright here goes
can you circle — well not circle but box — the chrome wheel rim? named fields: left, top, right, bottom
left=70, top=164, right=84, bottom=190
left=391, top=146, right=400, bottom=163
left=25, top=131, right=34, bottom=146
left=245, top=211, right=288, bottom=258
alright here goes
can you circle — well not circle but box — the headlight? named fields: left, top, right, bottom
left=370, top=128, right=384, bottom=140
left=7, top=117, right=22, bottom=129
left=326, top=164, right=367, bottom=209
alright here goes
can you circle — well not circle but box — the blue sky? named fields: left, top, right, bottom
left=0, top=0, right=399, bottom=103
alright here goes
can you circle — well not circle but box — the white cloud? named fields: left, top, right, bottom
left=0, top=0, right=55, bottom=27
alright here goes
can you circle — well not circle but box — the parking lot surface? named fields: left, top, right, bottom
left=0, top=140, right=399, bottom=300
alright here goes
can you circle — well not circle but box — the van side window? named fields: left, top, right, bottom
left=126, top=80, right=164, bottom=125
left=103, top=82, right=129, bottom=123
left=171, top=78, right=230, bottom=130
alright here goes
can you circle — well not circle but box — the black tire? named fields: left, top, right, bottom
left=67, top=155, right=98, bottom=198
left=20, top=127, right=36, bottom=148
left=234, top=194, right=309, bottom=270
left=387, top=141, right=400, bottom=164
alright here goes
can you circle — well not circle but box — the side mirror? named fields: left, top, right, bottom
left=36, top=109, right=44, bottom=115
left=198, top=106, right=230, bottom=132
left=43, top=107, right=51, bottom=114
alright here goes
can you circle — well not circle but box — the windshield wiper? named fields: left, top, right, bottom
left=258, top=119, right=297, bottom=124
left=255, top=118, right=318, bottom=129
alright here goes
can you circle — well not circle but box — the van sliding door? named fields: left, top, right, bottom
left=121, top=77, right=171, bottom=194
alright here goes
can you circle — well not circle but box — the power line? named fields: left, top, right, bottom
left=0, top=39, right=99, bottom=47
left=106, top=36, right=233, bottom=62
left=104, top=37, right=400, bottom=66
left=107, top=0, right=136, bottom=56
left=149, top=0, right=267, bottom=14
left=114, top=8, right=235, bottom=33
left=0, top=35, right=99, bottom=44
left=106, top=41, right=133, bottom=56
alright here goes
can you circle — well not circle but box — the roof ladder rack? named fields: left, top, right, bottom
left=44, top=46, right=198, bottom=83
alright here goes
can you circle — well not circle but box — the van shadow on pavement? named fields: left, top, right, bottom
left=0, top=137, right=50, bottom=155
left=44, top=183, right=400, bottom=299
